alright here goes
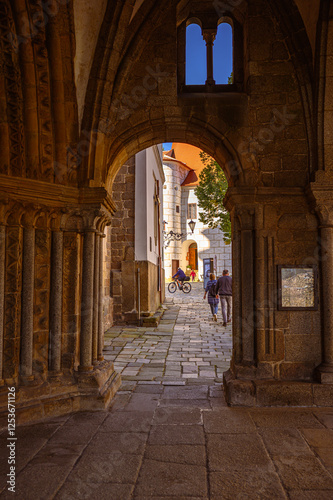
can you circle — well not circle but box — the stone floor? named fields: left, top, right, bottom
left=1, top=283, right=333, bottom=499
left=103, top=282, right=232, bottom=383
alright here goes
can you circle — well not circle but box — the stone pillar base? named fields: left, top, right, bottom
left=0, top=361, right=121, bottom=428
left=75, top=360, right=121, bottom=409
left=314, top=364, right=333, bottom=384
left=223, top=369, right=333, bottom=407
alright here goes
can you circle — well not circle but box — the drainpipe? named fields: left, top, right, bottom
left=157, top=186, right=163, bottom=304
left=137, top=266, right=141, bottom=326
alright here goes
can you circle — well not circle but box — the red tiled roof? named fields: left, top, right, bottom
left=163, top=143, right=206, bottom=187
left=181, top=170, right=198, bottom=186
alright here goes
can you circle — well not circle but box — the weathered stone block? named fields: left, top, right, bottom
left=313, top=384, right=333, bottom=406
left=223, top=370, right=256, bottom=407
left=255, top=381, right=313, bottom=406
left=279, top=362, right=315, bottom=381
left=285, top=334, right=321, bottom=364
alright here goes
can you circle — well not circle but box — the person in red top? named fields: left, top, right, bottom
left=190, top=269, right=196, bottom=281
left=215, top=269, right=232, bottom=327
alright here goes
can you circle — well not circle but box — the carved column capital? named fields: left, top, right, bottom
left=202, top=29, right=217, bottom=45
left=308, top=172, right=333, bottom=227
left=314, top=202, right=333, bottom=227
left=235, top=205, right=256, bottom=230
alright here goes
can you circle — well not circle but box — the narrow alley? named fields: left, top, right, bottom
left=0, top=285, right=333, bottom=499
left=104, top=282, right=232, bottom=384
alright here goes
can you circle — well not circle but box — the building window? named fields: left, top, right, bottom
left=178, top=14, right=242, bottom=93
left=186, top=22, right=206, bottom=85
left=176, top=205, right=180, bottom=213
left=213, top=22, right=233, bottom=84
left=187, top=203, right=197, bottom=219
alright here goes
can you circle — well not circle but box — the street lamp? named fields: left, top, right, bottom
left=188, top=219, right=196, bottom=234
left=163, top=219, right=196, bottom=248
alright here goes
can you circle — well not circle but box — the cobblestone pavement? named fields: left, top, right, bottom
left=103, top=282, right=232, bottom=384
left=1, top=284, right=333, bottom=499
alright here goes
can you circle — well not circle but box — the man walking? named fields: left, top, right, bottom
left=215, top=269, right=232, bottom=327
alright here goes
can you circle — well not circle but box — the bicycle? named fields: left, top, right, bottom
left=168, top=279, right=191, bottom=294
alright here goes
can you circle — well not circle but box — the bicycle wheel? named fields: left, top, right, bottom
left=182, top=282, right=191, bottom=293
left=168, top=282, right=177, bottom=293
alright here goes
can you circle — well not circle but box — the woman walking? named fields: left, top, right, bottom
left=203, top=273, right=219, bottom=322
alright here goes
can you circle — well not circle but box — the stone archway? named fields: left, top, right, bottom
left=76, top=0, right=331, bottom=407
left=1, top=0, right=333, bottom=422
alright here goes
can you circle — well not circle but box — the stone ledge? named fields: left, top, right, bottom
left=141, top=307, right=165, bottom=327
left=223, top=369, right=333, bottom=407
left=0, top=362, right=121, bottom=429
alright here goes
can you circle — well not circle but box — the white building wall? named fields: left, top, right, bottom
left=181, top=186, right=232, bottom=279
left=162, top=160, right=232, bottom=280
left=135, top=145, right=164, bottom=267
left=162, top=161, right=188, bottom=278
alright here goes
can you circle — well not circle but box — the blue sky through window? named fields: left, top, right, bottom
left=163, top=23, right=233, bottom=149
left=186, top=23, right=206, bottom=85
left=214, top=23, right=233, bottom=84
left=185, top=22, right=233, bottom=85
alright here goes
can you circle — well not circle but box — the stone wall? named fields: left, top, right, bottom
left=0, top=0, right=332, bottom=419
left=109, top=155, right=165, bottom=324
left=110, top=158, right=136, bottom=323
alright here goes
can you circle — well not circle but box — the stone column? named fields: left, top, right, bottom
left=49, top=230, right=63, bottom=373
left=0, top=225, right=5, bottom=384
left=316, top=223, right=333, bottom=382
left=98, top=234, right=106, bottom=361
left=79, top=229, right=95, bottom=371
left=203, top=29, right=216, bottom=86
left=20, top=225, right=35, bottom=380
left=239, top=208, right=255, bottom=365
left=230, top=211, right=241, bottom=364
left=309, top=178, right=333, bottom=383
left=92, top=233, right=100, bottom=364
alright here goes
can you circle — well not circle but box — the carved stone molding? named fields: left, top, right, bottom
left=307, top=171, right=333, bottom=227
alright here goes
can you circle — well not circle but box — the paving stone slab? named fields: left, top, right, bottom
left=260, top=428, right=314, bottom=456
left=203, top=408, right=257, bottom=433
left=55, top=481, right=134, bottom=500
left=300, top=428, right=333, bottom=448
left=144, top=444, right=206, bottom=466
left=207, top=433, right=273, bottom=470
left=288, top=490, right=333, bottom=499
left=134, top=460, right=208, bottom=497
left=100, top=411, right=154, bottom=433
left=313, top=411, right=333, bottom=429
left=83, top=431, right=148, bottom=455
left=153, top=407, right=202, bottom=425
left=67, top=452, right=143, bottom=484
left=162, top=385, right=208, bottom=400
left=158, top=398, right=212, bottom=409
left=249, top=409, right=325, bottom=429
left=3, top=463, right=76, bottom=500
left=272, top=456, right=333, bottom=490
left=148, top=425, right=205, bottom=445
left=133, top=384, right=164, bottom=394
left=209, top=469, right=287, bottom=499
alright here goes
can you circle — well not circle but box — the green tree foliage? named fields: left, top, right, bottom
left=194, top=152, right=231, bottom=244
left=228, top=72, right=233, bottom=84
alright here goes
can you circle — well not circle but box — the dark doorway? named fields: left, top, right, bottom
left=189, top=243, right=198, bottom=270
left=172, top=259, right=179, bottom=276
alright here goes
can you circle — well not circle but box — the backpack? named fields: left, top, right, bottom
left=208, top=282, right=217, bottom=298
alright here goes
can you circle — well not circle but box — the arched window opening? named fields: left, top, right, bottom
left=186, top=23, right=206, bottom=85
left=214, top=22, right=233, bottom=84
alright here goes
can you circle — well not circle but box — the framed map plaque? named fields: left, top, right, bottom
left=277, top=265, right=318, bottom=310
